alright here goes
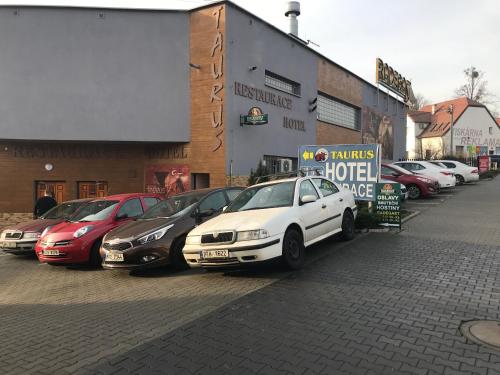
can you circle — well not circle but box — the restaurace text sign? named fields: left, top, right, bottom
left=299, top=144, right=380, bottom=201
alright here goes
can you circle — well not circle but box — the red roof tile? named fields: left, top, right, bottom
left=418, top=97, right=482, bottom=138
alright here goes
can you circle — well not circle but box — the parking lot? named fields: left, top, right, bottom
left=1, top=177, right=500, bottom=374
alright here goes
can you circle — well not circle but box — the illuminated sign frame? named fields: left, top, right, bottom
left=376, top=58, right=412, bottom=102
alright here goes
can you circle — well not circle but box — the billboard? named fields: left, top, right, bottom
left=298, top=144, right=380, bottom=201
left=362, top=108, right=393, bottom=160
left=145, top=165, right=190, bottom=196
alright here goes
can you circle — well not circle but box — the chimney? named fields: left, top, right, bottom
left=431, top=105, right=436, bottom=115
left=285, top=1, right=301, bottom=37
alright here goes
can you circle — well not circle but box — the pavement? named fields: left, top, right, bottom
left=1, top=178, right=500, bottom=374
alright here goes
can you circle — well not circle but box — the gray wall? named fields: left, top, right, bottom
left=362, top=84, right=408, bottom=161
left=225, top=6, right=318, bottom=176
left=0, top=7, right=190, bottom=142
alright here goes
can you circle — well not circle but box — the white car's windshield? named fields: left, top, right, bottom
left=226, top=181, right=295, bottom=212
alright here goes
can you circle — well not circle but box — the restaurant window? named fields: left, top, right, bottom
left=265, top=70, right=301, bottom=96
left=317, top=93, right=360, bottom=130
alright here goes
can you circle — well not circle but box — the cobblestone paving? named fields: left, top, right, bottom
left=2, top=179, right=500, bottom=374
left=83, top=179, right=500, bottom=374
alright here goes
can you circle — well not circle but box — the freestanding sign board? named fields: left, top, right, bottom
left=478, top=155, right=490, bottom=174
left=375, top=182, right=401, bottom=229
left=298, top=144, right=380, bottom=201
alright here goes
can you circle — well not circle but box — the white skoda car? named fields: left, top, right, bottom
left=183, top=176, right=357, bottom=270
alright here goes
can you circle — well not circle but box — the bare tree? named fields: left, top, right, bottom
left=454, top=66, right=491, bottom=103
left=410, top=93, right=430, bottom=110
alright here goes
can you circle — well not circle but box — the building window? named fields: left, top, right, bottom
left=264, top=70, right=301, bottom=96
left=489, top=127, right=493, bottom=135
left=317, top=93, right=360, bottom=130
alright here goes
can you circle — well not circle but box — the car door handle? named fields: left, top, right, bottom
left=321, top=204, right=327, bottom=209
left=339, top=198, right=343, bottom=202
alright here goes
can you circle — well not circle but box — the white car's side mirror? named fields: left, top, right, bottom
left=222, top=205, right=227, bottom=212
left=300, top=195, right=317, bottom=205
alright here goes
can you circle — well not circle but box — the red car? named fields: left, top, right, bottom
left=381, top=163, right=439, bottom=199
left=35, top=193, right=163, bottom=266
left=0, top=199, right=92, bottom=255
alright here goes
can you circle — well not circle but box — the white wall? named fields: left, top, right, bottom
left=452, top=107, right=500, bottom=155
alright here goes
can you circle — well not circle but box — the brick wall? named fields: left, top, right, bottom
left=316, top=121, right=361, bottom=145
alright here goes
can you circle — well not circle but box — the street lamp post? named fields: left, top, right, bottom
left=447, top=104, right=454, bottom=156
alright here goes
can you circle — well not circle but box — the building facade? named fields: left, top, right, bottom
left=406, top=97, right=500, bottom=159
left=0, top=2, right=407, bottom=218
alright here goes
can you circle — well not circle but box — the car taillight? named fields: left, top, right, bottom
left=471, top=169, right=478, bottom=174
left=440, top=171, right=452, bottom=176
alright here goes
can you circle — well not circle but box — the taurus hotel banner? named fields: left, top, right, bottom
left=298, top=144, right=381, bottom=201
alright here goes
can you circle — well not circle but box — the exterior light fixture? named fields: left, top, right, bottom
left=248, top=66, right=257, bottom=71
left=44, top=163, right=53, bottom=171
left=189, top=63, right=201, bottom=69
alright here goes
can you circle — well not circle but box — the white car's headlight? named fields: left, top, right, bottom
left=137, top=224, right=174, bottom=245
left=23, top=232, right=41, bottom=239
left=40, top=226, right=52, bottom=238
left=237, top=229, right=269, bottom=242
left=73, top=225, right=94, bottom=239
left=185, top=235, right=201, bottom=246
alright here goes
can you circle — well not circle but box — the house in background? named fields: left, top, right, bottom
left=406, top=110, right=431, bottom=158
left=406, top=97, right=500, bottom=159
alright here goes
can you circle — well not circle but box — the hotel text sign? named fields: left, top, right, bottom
left=376, top=58, right=412, bottom=102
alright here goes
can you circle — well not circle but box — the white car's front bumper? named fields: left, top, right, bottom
left=183, top=236, right=282, bottom=268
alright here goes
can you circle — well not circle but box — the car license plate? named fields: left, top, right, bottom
left=43, top=249, right=59, bottom=256
left=202, top=249, right=228, bottom=259
left=106, top=251, right=124, bottom=262
left=0, top=242, right=17, bottom=249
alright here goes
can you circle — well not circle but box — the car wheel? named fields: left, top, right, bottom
left=340, top=210, right=355, bottom=241
left=89, top=239, right=103, bottom=267
left=456, top=175, right=465, bottom=185
left=281, top=228, right=304, bottom=270
left=170, top=237, right=189, bottom=270
left=407, top=184, right=421, bottom=199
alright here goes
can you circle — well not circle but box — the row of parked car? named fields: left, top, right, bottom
left=0, top=159, right=477, bottom=272
left=0, top=175, right=357, bottom=271
left=382, top=159, right=478, bottom=199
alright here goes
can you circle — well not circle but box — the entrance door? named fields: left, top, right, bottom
left=78, top=182, right=108, bottom=199
left=36, top=181, right=66, bottom=204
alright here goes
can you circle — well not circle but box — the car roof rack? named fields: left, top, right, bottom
left=255, top=171, right=298, bottom=184
left=298, top=167, right=324, bottom=177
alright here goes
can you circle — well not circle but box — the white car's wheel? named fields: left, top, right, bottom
left=281, top=229, right=304, bottom=270
left=340, top=210, right=355, bottom=241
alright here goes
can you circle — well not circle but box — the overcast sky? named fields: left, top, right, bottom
left=2, top=0, right=499, bottom=112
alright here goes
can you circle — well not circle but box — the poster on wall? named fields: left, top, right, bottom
left=362, top=108, right=393, bottom=160
left=298, top=144, right=380, bottom=201
left=145, top=165, right=190, bottom=196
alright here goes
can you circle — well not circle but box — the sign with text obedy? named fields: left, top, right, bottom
left=375, top=182, right=401, bottom=228
left=298, top=144, right=380, bottom=201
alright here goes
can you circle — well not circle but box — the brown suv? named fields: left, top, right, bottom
left=100, top=187, right=244, bottom=271
left=0, top=199, right=92, bottom=255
